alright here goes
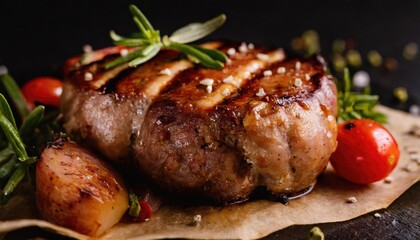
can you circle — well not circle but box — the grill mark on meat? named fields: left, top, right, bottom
left=62, top=41, right=338, bottom=204
left=222, top=58, right=321, bottom=110
left=195, top=49, right=285, bottom=109
left=154, top=46, right=286, bottom=115
left=115, top=42, right=223, bottom=99
left=101, top=67, right=134, bottom=94
left=115, top=50, right=190, bottom=98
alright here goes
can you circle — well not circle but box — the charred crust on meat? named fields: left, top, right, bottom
left=271, top=193, right=289, bottom=205
left=62, top=41, right=338, bottom=204
left=46, top=133, right=69, bottom=149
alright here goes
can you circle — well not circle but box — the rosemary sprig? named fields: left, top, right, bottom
left=336, top=68, right=387, bottom=123
left=103, top=4, right=227, bottom=70
left=0, top=72, right=57, bottom=202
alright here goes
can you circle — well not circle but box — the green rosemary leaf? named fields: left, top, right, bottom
left=168, top=41, right=224, bottom=69
left=348, top=111, right=362, bottom=119
left=110, top=30, right=150, bottom=47
left=107, top=5, right=226, bottom=69
left=0, top=155, right=17, bottom=180
left=26, top=156, right=37, bottom=165
left=0, top=113, right=28, bottom=161
left=129, top=5, right=155, bottom=33
left=0, top=74, right=30, bottom=119
left=130, top=32, right=146, bottom=39
left=39, top=109, right=60, bottom=125
left=0, top=94, right=17, bottom=130
left=113, top=38, right=150, bottom=47
left=128, top=44, right=161, bottom=67
left=170, top=14, right=226, bottom=43
left=350, top=94, right=378, bottom=103
left=1, top=163, right=26, bottom=201
left=19, top=105, right=45, bottom=139
left=362, top=86, right=371, bottom=95
left=133, top=16, right=152, bottom=39
left=105, top=48, right=146, bottom=69
left=369, top=112, right=387, bottom=124
left=110, top=30, right=124, bottom=41
left=353, top=102, right=371, bottom=111
left=191, top=45, right=228, bottom=63
left=0, top=145, right=14, bottom=165
left=337, top=68, right=387, bottom=123
left=343, top=68, right=351, bottom=96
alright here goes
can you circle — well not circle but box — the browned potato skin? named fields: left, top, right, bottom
left=36, top=139, right=129, bottom=236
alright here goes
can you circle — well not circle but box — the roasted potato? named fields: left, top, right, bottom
left=36, top=138, right=129, bottom=236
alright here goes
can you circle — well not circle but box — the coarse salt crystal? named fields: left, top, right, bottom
left=159, top=68, right=172, bottom=76
left=263, top=70, right=272, bottom=77
left=120, top=49, right=129, bottom=57
left=403, top=163, right=418, bottom=172
left=206, top=85, right=213, bottom=93
left=239, top=42, right=248, bottom=53
left=277, top=67, right=286, bottom=74
left=200, top=78, right=214, bottom=86
left=84, top=72, right=93, bottom=81
left=295, top=61, right=301, bottom=70
left=410, top=153, right=420, bottom=161
left=256, top=87, right=266, bottom=97
left=384, top=176, right=393, bottom=183
left=248, top=43, right=255, bottom=49
left=0, top=65, right=8, bottom=75
left=257, top=53, right=269, bottom=61
left=409, top=104, right=420, bottom=116
left=222, top=88, right=230, bottom=96
left=191, top=214, right=202, bottom=226
left=326, top=131, right=333, bottom=138
left=346, top=196, right=357, bottom=203
left=83, top=44, right=93, bottom=53
left=327, top=115, right=335, bottom=122
left=194, top=214, right=202, bottom=223
left=227, top=48, right=236, bottom=56
left=305, top=74, right=311, bottom=80
left=223, top=75, right=234, bottom=84
left=247, top=62, right=260, bottom=72
left=294, top=78, right=302, bottom=87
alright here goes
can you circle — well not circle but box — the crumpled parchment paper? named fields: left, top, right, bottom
left=0, top=106, right=419, bottom=240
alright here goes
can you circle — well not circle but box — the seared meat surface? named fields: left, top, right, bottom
left=62, top=41, right=337, bottom=203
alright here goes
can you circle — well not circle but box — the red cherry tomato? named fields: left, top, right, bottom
left=21, top=77, right=63, bottom=109
left=138, top=199, right=153, bottom=222
left=330, top=119, right=399, bottom=184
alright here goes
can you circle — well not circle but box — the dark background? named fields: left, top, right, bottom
left=0, top=0, right=420, bottom=111
left=0, top=0, right=419, bottom=239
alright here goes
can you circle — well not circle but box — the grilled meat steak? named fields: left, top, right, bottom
left=62, top=41, right=337, bottom=203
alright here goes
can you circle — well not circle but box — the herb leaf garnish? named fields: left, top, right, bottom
left=337, top=68, right=387, bottom=123
left=0, top=72, right=58, bottom=202
left=105, top=4, right=227, bottom=70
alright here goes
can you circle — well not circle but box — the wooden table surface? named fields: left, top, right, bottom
left=267, top=182, right=420, bottom=240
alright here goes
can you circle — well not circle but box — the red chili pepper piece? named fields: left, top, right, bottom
left=138, top=199, right=153, bottom=222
